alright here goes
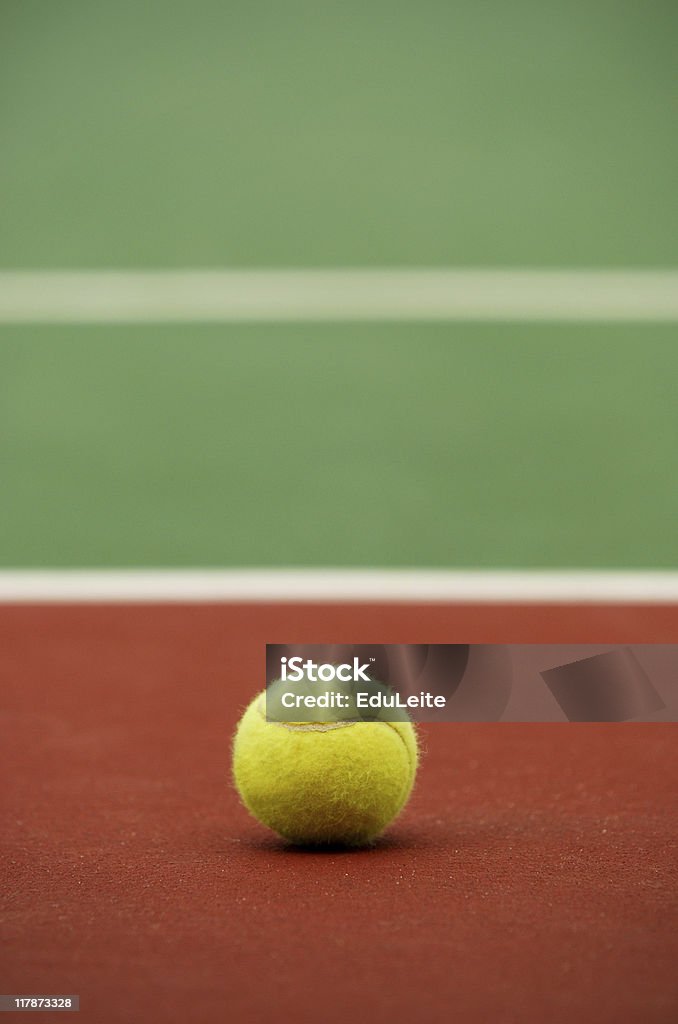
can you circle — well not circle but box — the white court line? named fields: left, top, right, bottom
left=0, top=269, right=677, bottom=323
left=1, top=570, right=678, bottom=603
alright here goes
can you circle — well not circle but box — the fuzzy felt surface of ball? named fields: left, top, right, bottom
left=232, top=691, right=418, bottom=846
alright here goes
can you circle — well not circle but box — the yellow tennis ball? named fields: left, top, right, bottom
left=232, top=690, right=418, bottom=846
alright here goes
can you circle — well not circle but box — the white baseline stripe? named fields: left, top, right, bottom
left=1, top=570, right=678, bottom=603
left=0, top=269, right=677, bottom=323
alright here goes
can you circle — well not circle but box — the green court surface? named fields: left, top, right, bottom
left=1, top=3, right=677, bottom=570
left=2, top=1, right=677, bottom=268
left=2, top=325, right=676, bottom=568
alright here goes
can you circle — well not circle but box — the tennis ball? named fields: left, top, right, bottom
left=232, top=690, right=418, bottom=846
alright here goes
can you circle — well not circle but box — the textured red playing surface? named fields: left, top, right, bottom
left=1, top=604, right=677, bottom=1023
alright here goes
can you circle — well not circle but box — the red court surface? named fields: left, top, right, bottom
left=2, top=604, right=678, bottom=1023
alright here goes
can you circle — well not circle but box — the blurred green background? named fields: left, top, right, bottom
left=3, top=0, right=677, bottom=267
left=1, top=1, right=677, bottom=567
